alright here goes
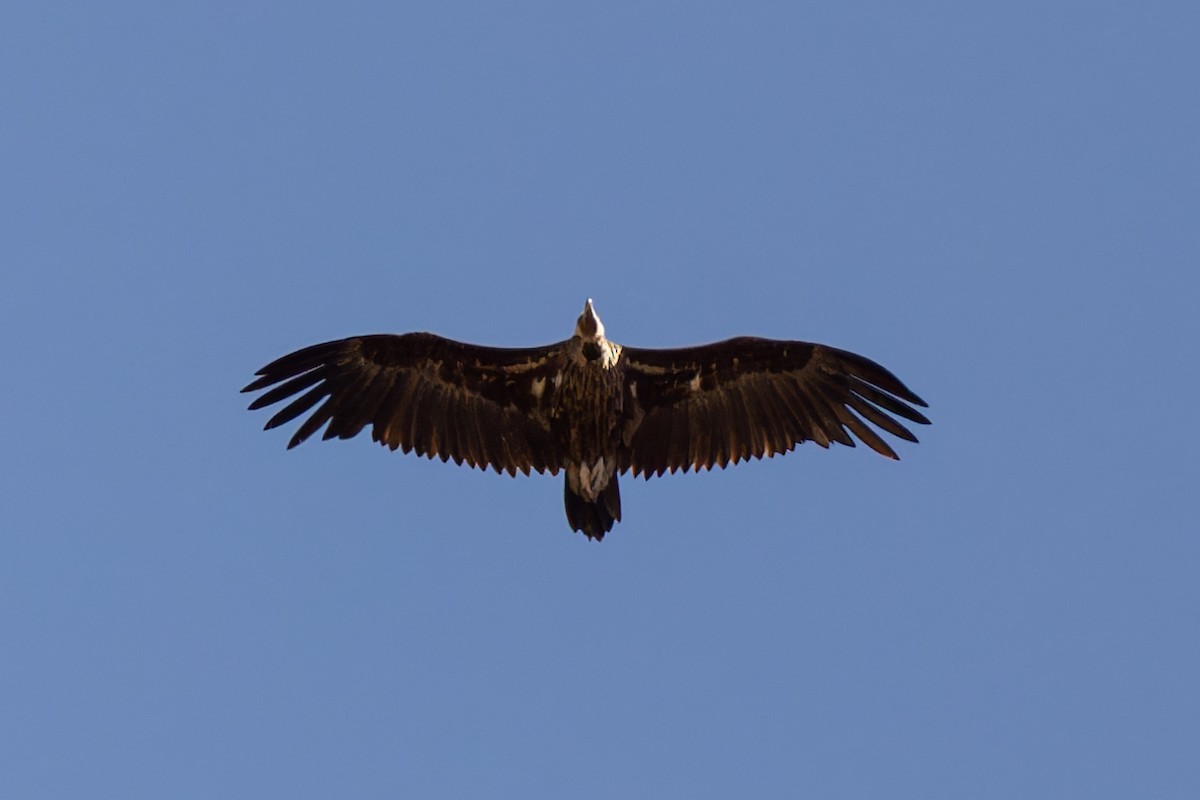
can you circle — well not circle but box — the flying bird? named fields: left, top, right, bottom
left=243, top=300, right=929, bottom=540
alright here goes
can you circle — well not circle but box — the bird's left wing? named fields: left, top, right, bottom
left=242, top=333, right=569, bottom=475
left=619, top=337, right=930, bottom=478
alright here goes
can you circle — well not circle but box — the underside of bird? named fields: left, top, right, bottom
left=243, top=299, right=930, bottom=540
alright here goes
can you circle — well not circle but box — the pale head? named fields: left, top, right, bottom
left=574, top=298, right=605, bottom=341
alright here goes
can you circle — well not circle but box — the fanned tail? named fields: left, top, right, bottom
left=563, top=474, right=621, bottom=541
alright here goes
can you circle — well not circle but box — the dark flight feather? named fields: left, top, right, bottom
left=620, top=337, right=927, bottom=478
left=243, top=333, right=568, bottom=476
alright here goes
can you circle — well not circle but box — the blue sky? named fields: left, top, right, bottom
left=3, top=2, right=1197, bottom=797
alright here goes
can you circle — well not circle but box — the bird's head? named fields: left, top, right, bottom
left=574, top=298, right=605, bottom=342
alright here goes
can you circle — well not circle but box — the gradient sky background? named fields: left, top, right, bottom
left=3, top=2, right=1197, bottom=798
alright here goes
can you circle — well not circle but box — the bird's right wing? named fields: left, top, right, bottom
left=242, top=333, right=570, bottom=475
left=620, top=337, right=930, bottom=477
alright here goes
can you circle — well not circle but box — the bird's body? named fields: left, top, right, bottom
left=555, top=305, right=626, bottom=535
left=243, top=300, right=929, bottom=539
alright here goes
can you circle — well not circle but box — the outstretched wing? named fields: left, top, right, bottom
left=242, top=333, right=569, bottom=476
left=620, top=337, right=929, bottom=478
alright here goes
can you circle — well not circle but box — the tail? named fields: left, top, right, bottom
left=563, top=474, right=622, bottom=541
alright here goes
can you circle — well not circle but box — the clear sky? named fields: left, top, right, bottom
left=3, top=2, right=1197, bottom=798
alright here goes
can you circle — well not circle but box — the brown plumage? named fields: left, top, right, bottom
left=243, top=300, right=930, bottom=540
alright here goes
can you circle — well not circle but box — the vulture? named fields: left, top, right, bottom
left=243, top=300, right=929, bottom=540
